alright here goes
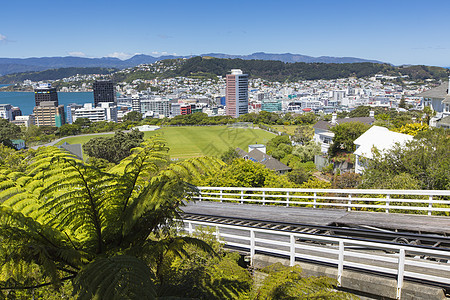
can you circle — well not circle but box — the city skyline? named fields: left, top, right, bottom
left=1, top=0, right=450, bottom=66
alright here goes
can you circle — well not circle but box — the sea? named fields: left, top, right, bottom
left=0, top=84, right=94, bottom=115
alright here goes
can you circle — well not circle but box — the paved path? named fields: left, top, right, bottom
left=31, top=130, right=129, bottom=149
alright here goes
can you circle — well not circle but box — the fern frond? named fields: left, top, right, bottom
left=73, top=255, right=156, bottom=300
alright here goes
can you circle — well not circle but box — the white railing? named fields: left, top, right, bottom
left=182, top=219, right=450, bottom=300
left=194, top=187, right=450, bottom=216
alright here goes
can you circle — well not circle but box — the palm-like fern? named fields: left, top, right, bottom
left=0, top=136, right=224, bottom=298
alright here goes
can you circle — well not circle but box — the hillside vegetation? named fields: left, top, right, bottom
left=1, top=57, right=449, bottom=84
left=0, top=67, right=118, bottom=84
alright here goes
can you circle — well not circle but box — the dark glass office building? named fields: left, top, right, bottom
left=93, top=80, right=116, bottom=107
left=34, top=84, right=59, bottom=106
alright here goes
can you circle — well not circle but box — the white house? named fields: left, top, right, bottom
left=353, top=126, right=413, bottom=174
left=313, top=113, right=376, bottom=154
left=418, top=76, right=450, bottom=127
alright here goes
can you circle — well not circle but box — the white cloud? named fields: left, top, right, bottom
left=106, top=52, right=143, bottom=60
left=0, top=34, right=7, bottom=41
left=68, top=51, right=86, bottom=57
left=151, top=51, right=177, bottom=57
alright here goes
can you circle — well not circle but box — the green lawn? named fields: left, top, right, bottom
left=55, top=134, right=114, bottom=146
left=56, top=126, right=275, bottom=159
left=271, top=125, right=298, bottom=135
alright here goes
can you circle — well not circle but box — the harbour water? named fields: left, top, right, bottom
left=0, top=89, right=94, bottom=115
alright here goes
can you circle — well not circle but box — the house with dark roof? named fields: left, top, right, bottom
left=313, top=113, right=376, bottom=153
left=235, top=147, right=291, bottom=174
left=417, top=77, right=450, bottom=127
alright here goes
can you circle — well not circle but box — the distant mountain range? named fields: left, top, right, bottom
left=0, top=52, right=384, bottom=76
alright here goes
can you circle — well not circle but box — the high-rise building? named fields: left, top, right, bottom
left=66, top=103, right=83, bottom=124
left=0, top=104, right=13, bottom=120
left=93, top=80, right=116, bottom=107
left=140, top=97, right=170, bottom=118
left=33, top=101, right=65, bottom=127
left=11, top=107, right=22, bottom=120
left=225, top=69, right=248, bottom=118
left=34, top=83, right=59, bottom=106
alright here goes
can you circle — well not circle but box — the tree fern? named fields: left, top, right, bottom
left=73, top=255, right=156, bottom=300
left=0, top=135, right=224, bottom=298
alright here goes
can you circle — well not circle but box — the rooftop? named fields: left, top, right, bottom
left=354, top=126, right=413, bottom=159
left=417, top=81, right=448, bottom=99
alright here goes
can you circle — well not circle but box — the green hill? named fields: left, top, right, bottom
left=0, top=67, right=118, bottom=84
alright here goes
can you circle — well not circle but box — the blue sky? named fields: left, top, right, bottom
left=1, top=0, right=450, bottom=66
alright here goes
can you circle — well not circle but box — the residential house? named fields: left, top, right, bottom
left=235, top=147, right=291, bottom=174
left=313, top=113, right=376, bottom=154
left=353, top=126, right=413, bottom=174
left=417, top=77, right=450, bottom=127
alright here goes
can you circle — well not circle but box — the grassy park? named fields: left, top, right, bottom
left=56, top=126, right=275, bottom=159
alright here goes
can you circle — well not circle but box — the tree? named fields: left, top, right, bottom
left=252, top=263, right=355, bottom=300
left=292, top=141, right=321, bottom=163
left=294, top=112, right=317, bottom=125
left=73, top=117, right=91, bottom=128
left=392, top=123, right=428, bottom=136
left=203, top=159, right=294, bottom=188
left=123, top=111, right=143, bottom=122
left=361, top=128, right=450, bottom=190
left=0, top=118, right=21, bottom=148
left=83, top=130, right=144, bottom=164
left=267, top=135, right=292, bottom=160
left=292, top=125, right=314, bottom=145
left=57, top=124, right=82, bottom=137
left=422, top=106, right=436, bottom=125
left=349, top=106, right=370, bottom=117
left=328, top=122, right=371, bottom=156
left=0, top=136, right=225, bottom=298
left=287, top=168, right=310, bottom=185
left=220, top=147, right=240, bottom=164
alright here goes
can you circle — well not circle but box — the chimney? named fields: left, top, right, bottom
left=331, top=113, right=337, bottom=125
left=448, top=76, right=450, bottom=95
left=369, top=110, right=375, bottom=118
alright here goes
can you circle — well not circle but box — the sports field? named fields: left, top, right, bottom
left=56, top=126, right=275, bottom=159
left=271, top=125, right=298, bottom=135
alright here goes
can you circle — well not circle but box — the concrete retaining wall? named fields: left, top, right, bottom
left=252, top=254, right=448, bottom=300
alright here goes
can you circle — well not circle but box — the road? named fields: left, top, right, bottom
left=31, top=130, right=130, bottom=149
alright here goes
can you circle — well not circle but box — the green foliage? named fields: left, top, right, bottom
left=83, top=130, right=144, bottom=163
left=164, top=112, right=234, bottom=126
left=287, top=168, right=311, bottom=185
left=349, top=106, right=371, bottom=117
left=73, top=255, right=157, bottom=300
left=158, top=228, right=252, bottom=299
left=392, top=123, right=428, bottom=136
left=0, top=68, right=117, bottom=84
left=294, top=112, right=318, bottom=125
left=253, top=263, right=356, bottom=300
left=172, top=56, right=393, bottom=81
left=57, top=124, right=82, bottom=137
left=333, top=172, right=362, bottom=189
left=300, top=177, right=332, bottom=189
left=328, top=122, right=371, bottom=156
left=292, top=125, right=314, bottom=144
left=221, top=147, right=240, bottom=164
left=292, top=142, right=321, bottom=163
left=0, top=119, right=21, bottom=148
left=122, top=111, right=143, bottom=123
left=204, top=159, right=274, bottom=188
left=267, top=135, right=292, bottom=159
left=0, top=136, right=224, bottom=298
left=73, top=118, right=91, bottom=128
left=361, top=128, right=450, bottom=190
